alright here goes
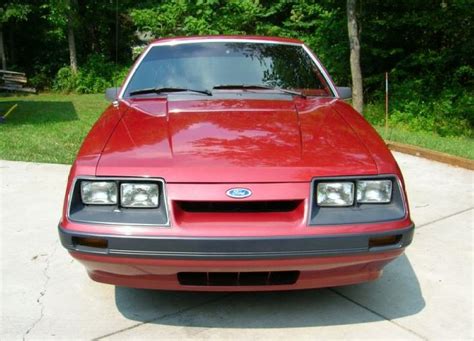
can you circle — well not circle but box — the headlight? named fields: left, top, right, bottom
left=357, top=180, right=392, bottom=203
left=81, top=181, right=117, bottom=205
left=121, top=183, right=159, bottom=208
left=317, top=182, right=354, bottom=206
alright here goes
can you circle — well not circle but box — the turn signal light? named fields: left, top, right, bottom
left=368, top=235, right=401, bottom=248
left=72, top=236, right=108, bottom=249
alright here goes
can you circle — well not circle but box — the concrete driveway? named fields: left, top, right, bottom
left=1, top=152, right=473, bottom=340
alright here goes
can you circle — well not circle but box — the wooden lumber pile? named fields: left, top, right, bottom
left=0, top=70, right=36, bottom=93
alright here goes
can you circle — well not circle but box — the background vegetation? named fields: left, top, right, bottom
left=1, top=0, right=473, bottom=160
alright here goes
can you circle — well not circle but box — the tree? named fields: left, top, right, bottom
left=0, top=2, right=30, bottom=69
left=43, top=0, right=78, bottom=73
left=347, top=0, right=363, bottom=114
left=66, top=0, right=78, bottom=73
left=130, top=0, right=264, bottom=38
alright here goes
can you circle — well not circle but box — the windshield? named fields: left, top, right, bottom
left=123, top=41, right=332, bottom=98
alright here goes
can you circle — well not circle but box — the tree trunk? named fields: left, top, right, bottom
left=67, top=0, right=78, bottom=73
left=347, top=0, right=363, bottom=114
left=9, top=25, right=16, bottom=66
left=0, top=26, right=6, bottom=70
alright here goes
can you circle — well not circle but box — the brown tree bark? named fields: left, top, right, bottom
left=0, top=26, right=6, bottom=70
left=347, top=0, right=363, bottom=114
left=67, top=0, right=78, bottom=73
left=8, top=26, right=16, bottom=66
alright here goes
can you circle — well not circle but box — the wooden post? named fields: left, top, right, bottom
left=385, top=72, right=389, bottom=137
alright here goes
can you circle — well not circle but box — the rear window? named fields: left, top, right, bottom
left=123, top=41, right=331, bottom=97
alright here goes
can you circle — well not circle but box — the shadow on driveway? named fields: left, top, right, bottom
left=114, top=255, right=424, bottom=328
left=0, top=100, right=77, bottom=124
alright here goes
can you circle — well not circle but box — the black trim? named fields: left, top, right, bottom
left=178, top=271, right=300, bottom=286
left=58, top=224, right=414, bottom=260
left=176, top=200, right=302, bottom=213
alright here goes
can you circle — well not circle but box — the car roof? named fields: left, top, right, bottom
left=150, top=35, right=304, bottom=45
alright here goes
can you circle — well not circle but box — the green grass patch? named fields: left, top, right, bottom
left=0, top=93, right=108, bottom=164
left=365, top=102, right=474, bottom=160
left=375, top=126, right=474, bottom=160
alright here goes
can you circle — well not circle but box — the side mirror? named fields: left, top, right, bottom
left=336, top=86, right=352, bottom=99
left=105, top=87, right=120, bottom=102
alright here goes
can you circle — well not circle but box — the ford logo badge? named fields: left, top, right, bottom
left=226, top=188, right=252, bottom=199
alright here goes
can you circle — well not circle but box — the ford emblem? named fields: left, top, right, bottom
left=226, top=188, right=252, bottom=199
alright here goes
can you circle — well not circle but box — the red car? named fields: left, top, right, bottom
left=59, top=36, right=414, bottom=291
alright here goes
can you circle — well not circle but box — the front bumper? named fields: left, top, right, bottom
left=59, top=224, right=413, bottom=291
left=59, top=224, right=414, bottom=260
left=71, top=249, right=405, bottom=291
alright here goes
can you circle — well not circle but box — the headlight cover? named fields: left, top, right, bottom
left=310, top=176, right=405, bottom=225
left=70, top=178, right=168, bottom=225
left=317, top=182, right=354, bottom=206
left=81, top=181, right=117, bottom=205
left=121, top=183, right=159, bottom=208
left=357, top=180, right=392, bottom=203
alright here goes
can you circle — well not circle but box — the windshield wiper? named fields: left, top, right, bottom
left=129, top=87, right=212, bottom=97
left=213, top=84, right=306, bottom=98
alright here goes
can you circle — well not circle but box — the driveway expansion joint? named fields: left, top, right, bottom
left=329, top=288, right=428, bottom=340
left=92, top=293, right=233, bottom=340
left=416, top=207, right=473, bottom=230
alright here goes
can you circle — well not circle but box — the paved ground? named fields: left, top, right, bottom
left=1, top=152, right=473, bottom=340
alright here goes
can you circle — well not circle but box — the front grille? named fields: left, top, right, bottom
left=176, top=200, right=302, bottom=213
left=177, top=271, right=300, bottom=286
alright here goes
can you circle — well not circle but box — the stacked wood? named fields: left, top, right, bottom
left=0, top=70, right=36, bottom=93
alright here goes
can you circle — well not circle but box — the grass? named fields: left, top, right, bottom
left=375, top=126, right=474, bottom=159
left=0, top=93, right=472, bottom=164
left=0, top=93, right=108, bottom=164
left=365, top=102, right=474, bottom=160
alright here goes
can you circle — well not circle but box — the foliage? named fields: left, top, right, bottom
left=130, top=0, right=263, bottom=37
left=388, top=90, right=472, bottom=138
left=40, top=0, right=69, bottom=32
left=366, top=66, right=473, bottom=138
left=0, top=2, right=30, bottom=24
left=52, top=54, right=128, bottom=93
left=366, top=89, right=473, bottom=138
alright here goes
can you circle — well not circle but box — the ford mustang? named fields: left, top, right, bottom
left=59, top=36, right=414, bottom=291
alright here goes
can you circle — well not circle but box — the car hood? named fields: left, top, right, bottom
left=95, top=97, right=377, bottom=182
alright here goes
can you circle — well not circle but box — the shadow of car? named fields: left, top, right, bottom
left=114, top=254, right=424, bottom=328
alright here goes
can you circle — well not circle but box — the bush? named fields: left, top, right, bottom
left=389, top=94, right=472, bottom=137
left=52, top=67, right=77, bottom=93
left=52, top=54, right=129, bottom=94
left=366, top=89, right=473, bottom=138
left=28, top=72, right=52, bottom=90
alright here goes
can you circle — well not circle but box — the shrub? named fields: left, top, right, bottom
left=52, top=54, right=129, bottom=94
left=366, top=88, right=473, bottom=138
left=28, top=71, right=52, bottom=90
left=52, top=67, right=77, bottom=93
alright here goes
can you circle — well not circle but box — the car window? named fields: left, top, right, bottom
left=123, top=42, right=331, bottom=97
